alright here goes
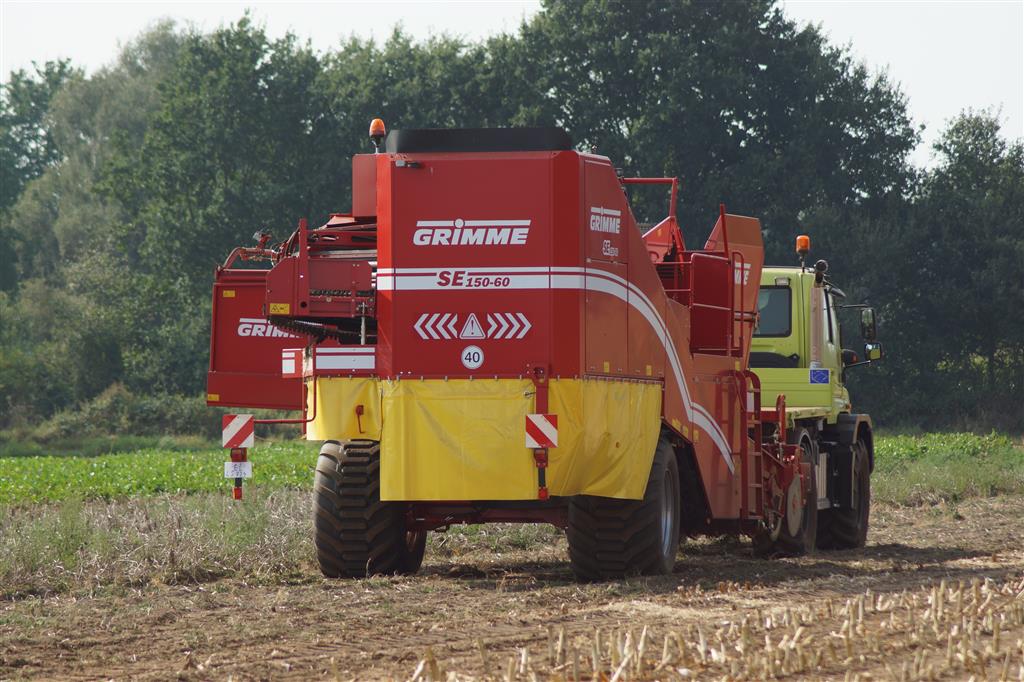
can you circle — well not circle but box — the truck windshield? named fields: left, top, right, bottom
left=755, top=286, right=791, bottom=337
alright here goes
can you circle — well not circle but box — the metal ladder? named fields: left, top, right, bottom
left=738, top=369, right=765, bottom=520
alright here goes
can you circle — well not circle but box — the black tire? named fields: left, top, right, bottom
left=567, top=436, right=680, bottom=581
left=753, top=429, right=817, bottom=557
left=313, top=440, right=426, bottom=578
left=818, top=439, right=871, bottom=549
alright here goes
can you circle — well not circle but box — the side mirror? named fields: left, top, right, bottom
left=841, top=348, right=858, bottom=365
left=860, top=308, right=877, bottom=342
left=864, top=342, right=883, bottom=362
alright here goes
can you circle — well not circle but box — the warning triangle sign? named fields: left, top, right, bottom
left=459, top=313, right=485, bottom=339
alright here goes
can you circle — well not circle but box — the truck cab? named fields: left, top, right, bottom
left=748, top=238, right=882, bottom=549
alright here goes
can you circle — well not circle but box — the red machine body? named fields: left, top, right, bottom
left=207, top=127, right=803, bottom=538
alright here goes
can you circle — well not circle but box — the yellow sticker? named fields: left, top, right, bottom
left=222, top=290, right=235, bottom=298
left=693, top=429, right=700, bottom=443
left=645, top=364, right=653, bottom=377
left=734, top=360, right=740, bottom=370
left=207, top=393, right=220, bottom=402
left=603, top=361, right=610, bottom=373
left=269, top=303, right=291, bottom=315
left=683, top=426, right=690, bottom=438
left=671, top=418, right=682, bottom=430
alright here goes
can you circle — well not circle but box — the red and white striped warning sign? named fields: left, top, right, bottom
left=222, top=414, right=254, bottom=448
left=525, top=414, right=558, bottom=449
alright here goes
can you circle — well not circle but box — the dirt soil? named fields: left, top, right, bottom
left=3, top=496, right=1024, bottom=681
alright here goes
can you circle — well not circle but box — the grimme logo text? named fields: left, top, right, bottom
left=589, top=206, right=621, bottom=234
left=413, top=218, right=531, bottom=246
left=237, top=318, right=297, bottom=338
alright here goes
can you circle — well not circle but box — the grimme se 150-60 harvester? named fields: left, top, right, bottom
left=207, top=122, right=872, bottom=581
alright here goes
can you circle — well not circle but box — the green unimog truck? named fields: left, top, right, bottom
left=750, top=234, right=883, bottom=553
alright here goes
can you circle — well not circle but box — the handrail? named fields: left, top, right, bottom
left=621, top=177, right=678, bottom=218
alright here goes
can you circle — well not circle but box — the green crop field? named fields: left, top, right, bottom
left=871, top=431, right=1024, bottom=505
left=0, top=432, right=1020, bottom=506
left=0, top=441, right=318, bottom=504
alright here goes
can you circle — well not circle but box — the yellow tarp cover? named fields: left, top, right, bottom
left=309, top=377, right=663, bottom=501
left=306, top=377, right=382, bottom=442
left=547, top=378, right=663, bottom=500
left=380, top=379, right=537, bottom=500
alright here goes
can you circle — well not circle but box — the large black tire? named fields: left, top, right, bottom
left=567, top=436, right=680, bottom=581
left=313, top=440, right=426, bottom=578
left=818, top=439, right=871, bottom=549
left=753, top=429, right=817, bottom=557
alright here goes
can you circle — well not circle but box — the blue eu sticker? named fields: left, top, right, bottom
left=809, top=369, right=831, bottom=384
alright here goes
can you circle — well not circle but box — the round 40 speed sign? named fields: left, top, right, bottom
left=460, top=345, right=484, bottom=370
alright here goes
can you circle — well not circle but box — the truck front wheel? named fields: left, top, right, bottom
left=566, top=436, right=680, bottom=581
left=818, top=438, right=871, bottom=549
left=313, top=440, right=426, bottom=578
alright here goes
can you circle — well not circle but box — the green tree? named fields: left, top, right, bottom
left=108, top=18, right=337, bottom=292
left=0, top=59, right=78, bottom=291
left=520, top=0, right=918, bottom=257
left=0, top=25, right=186, bottom=423
left=829, top=112, right=1024, bottom=429
left=914, top=113, right=1024, bottom=425
left=0, top=59, right=77, bottom=211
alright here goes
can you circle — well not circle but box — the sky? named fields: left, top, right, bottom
left=1, top=0, right=1021, bottom=168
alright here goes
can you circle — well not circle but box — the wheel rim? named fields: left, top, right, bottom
left=659, top=469, right=679, bottom=558
left=406, top=530, right=425, bottom=553
left=785, top=476, right=803, bottom=537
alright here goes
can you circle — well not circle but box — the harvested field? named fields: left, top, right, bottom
left=2, top=493, right=1023, bottom=680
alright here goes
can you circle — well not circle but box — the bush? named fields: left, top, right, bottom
left=31, top=384, right=218, bottom=441
left=0, top=383, right=304, bottom=456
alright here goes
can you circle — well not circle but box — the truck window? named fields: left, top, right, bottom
left=755, top=286, right=791, bottom=337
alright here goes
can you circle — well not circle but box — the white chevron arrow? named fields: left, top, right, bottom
left=515, top=313, right=531, bottom=339
left=424, top=313, right=441, bottom=340
left=446, top=314, right=459, bottom=339
left=486, top=314, right=497, bottom=339
left=505, top=313, right=520, bottom=339
left=414, top=313, right=430, bottom=340
left=437, top=313, right=453, bottom=339
left=494, top=313, right=510, bottom=339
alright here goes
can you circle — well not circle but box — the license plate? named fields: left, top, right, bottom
left=224, top=461, right=253, bottom=479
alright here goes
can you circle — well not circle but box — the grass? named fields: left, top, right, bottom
left=0, top=488, right=566, bottom=598
left=0, top=440, right=318, bottom=504
left=0, top=488, right=313, bottom=598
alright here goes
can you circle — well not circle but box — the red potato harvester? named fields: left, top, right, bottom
left=207, top=121, right=810, bottom=580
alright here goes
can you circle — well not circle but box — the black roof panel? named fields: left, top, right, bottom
left=385, top=127, right=572, bottom=154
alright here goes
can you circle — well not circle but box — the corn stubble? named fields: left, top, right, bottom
left=406, top=576, right=1024, bottom=681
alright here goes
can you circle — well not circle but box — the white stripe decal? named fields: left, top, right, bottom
left=377, top=266, right=552, bottom=275
left=316, top=355, right=375, bottom=370
left=463, top=219, right=531, bottom=226
left=380, top=274, right=551, bottom=291
left=378, top=265, right=735, bottom=472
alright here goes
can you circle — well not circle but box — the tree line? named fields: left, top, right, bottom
left=1, top=0, right=1021, bottom=435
